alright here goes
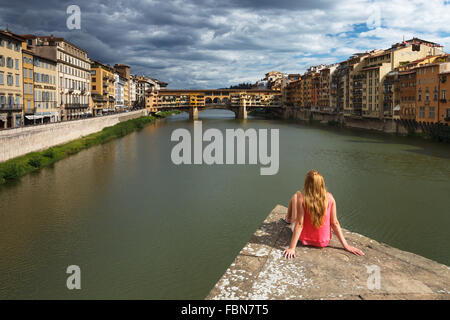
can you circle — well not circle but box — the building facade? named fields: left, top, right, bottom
left=91, top=60, right=115, bottom=116
left=114, top=73, right=125, bottom=110
left=114, top=64, right=130, bottom=109
left=396, top=70, right=417, bottom=121
left=32, top=54, right=58, bottom=123
left=24, top=35, right=91, bottom=121
left=22, top=45, right=34, bottom=123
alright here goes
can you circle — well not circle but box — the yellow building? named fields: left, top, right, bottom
left=349, top=38, right=444, bottom=119
left=90, top=60, right=115, bottom=116
left=0, top=30, right=24, bottom=129
left=32, top=54, right=58, bottom=123
left=22, top=44, right=34, bottom=120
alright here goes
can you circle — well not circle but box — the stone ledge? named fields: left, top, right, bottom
left=206, top=205, right=450, bottom=300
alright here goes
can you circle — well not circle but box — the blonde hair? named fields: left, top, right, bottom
left=302, top=170, right=328, bottom=228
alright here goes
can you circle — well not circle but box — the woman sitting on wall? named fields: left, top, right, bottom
left=283, top=170, right=364, bottom=259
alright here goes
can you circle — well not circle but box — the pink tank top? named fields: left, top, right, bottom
left=300, top=193, right=332, bottom=248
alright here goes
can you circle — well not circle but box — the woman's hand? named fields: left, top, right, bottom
left=283, top=248, right=296, bottom=259
left=345, top=245, right=365, bottom=256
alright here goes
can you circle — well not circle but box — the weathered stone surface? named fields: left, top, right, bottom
left=206, top=205, right=450, bottom=300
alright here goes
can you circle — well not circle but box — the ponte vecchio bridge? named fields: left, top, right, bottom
left=145, top=89, right=283, bottom=119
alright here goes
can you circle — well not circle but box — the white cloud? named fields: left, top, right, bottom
left=1, top=0, right=449, bottom=88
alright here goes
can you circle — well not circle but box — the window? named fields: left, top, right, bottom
left=15, top=74, right=19, bottom=86
left=6, top=74, right=13, bottom=86
left=419, top=106, right=425, bottom=118
left=442, top=90, right=446, bottom=100
left=6, top=57, right=13, bottom=68
left=429, top=106, right=435, bottom=119
left=0, top=72, right=3, bottom=85
left=15, top=59, right=19, bottom=70
left=0, top=55, right=4, bottom=67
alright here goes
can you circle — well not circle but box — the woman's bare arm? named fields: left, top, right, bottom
left=330, top=194, right=364, bottom=256
left=283, top=193, right=304, bottom=259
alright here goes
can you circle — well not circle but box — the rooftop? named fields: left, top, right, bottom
left=0, top=30, right=26, bottom=42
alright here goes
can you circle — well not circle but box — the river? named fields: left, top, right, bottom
left=0, top=109, right=449, bottom=299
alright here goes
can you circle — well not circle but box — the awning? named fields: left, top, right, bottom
left=393, top=105, right=401, bottom=111
left=25, top=115, right=44, bottom=120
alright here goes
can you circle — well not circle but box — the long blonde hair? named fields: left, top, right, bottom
left=302, top=170, right=328, bottom=228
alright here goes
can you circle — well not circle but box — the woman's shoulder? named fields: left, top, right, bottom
left=296, top=191, right=304, bottom=202
left=327, top=192, right=335, bottom=202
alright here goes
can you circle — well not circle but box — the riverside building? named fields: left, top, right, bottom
left=114, top=64, right=130, bottom=109
left=349, top=39, right=444, bottom=119
left=23, top=35, right=91, bottom=121
left=22, top=43, right=34, bottom=123
left=91, top=60, right=115, bottom=116
left=0, top=30, right=24, bottom=129
left=114, top=72, right=126, bottom=110
left=31, top=54, right=58, bottom=123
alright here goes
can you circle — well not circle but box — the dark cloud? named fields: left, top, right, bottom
left=0, top=0, right=445, bottom=88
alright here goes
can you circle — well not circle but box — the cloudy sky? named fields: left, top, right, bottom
left=1, top=0, right=450, bottom=88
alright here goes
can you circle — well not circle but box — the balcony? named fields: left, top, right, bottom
left=65, top=103, right=90, bottom=109
left=0, top=104, right=23, bottom=111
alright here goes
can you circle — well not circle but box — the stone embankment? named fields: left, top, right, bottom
left=0, top=110, right=146, bottom=162
left=278, top=107, right=410, bottom=135
left=207, top=205, right=450, bottom=300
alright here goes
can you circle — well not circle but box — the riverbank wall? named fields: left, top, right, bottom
left=0, top=110, right=147, bottom=162
left=277, top=107, right=410, bottom=135
left=207, top=205, right=450, bottom=300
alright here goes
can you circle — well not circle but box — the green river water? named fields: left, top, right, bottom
left=0, top=109, right=449, bottom=299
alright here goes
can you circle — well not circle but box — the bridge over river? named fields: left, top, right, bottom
left=145, top=89, right=283, bottom=119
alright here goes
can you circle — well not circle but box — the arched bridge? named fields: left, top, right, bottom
left=145, top=89, right=282, bottom=119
